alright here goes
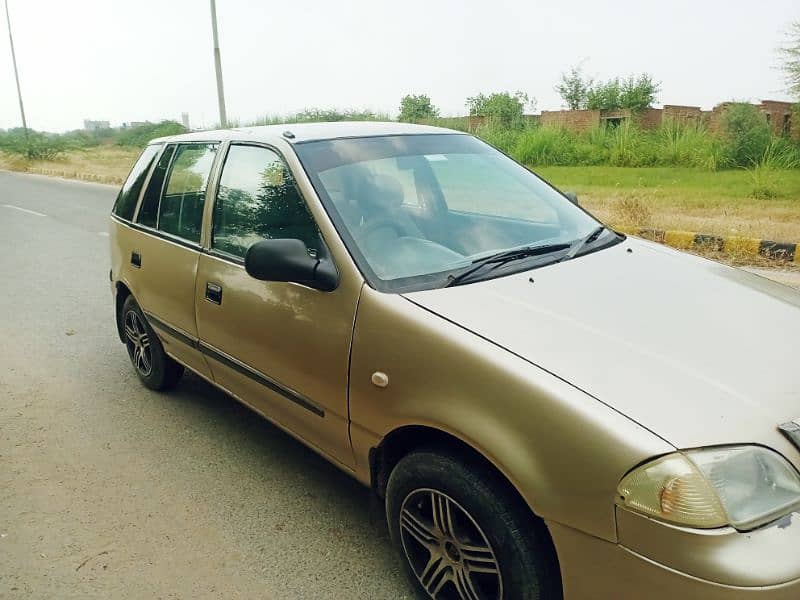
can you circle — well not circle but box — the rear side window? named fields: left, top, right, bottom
left=112, top=144, right=161, bottom=220
left=137, top=144, right=176, bottom=228
left=212, top=144, right=320, bottom=258
left=158, top=143, right=218, bottom=243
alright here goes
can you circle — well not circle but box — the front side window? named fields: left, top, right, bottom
left=212, top=144, right=320, bottom=259
left=112, top=144, right=161, bottom=220
left=158, top=143, right=218, bottom=243
left=295, top=134, right=612, bottom=292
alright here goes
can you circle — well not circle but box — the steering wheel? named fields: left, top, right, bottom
left=358, top=219, right=407, bottom=240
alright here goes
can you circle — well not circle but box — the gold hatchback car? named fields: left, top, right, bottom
left=110, top=122, right=800, bottom=599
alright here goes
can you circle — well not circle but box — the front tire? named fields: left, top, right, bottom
left=386, top=450, right=561, bottom=600
left=121, top=295, right=183, bottom=391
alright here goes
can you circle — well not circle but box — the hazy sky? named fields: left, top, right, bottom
left=1, top=0, right=797, bottom=132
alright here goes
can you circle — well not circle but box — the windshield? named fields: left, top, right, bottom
left=295, top=134, right=608, bottom=292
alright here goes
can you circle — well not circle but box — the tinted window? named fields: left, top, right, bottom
left=137, top=144, right=175, bottom=228
left=212, top=145, right=320, bottom=258
left=158, top=143, right=218, bottom=243
left=112, top=144, right=161, bottom=220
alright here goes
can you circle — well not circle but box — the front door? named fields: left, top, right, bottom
left=195, top=143, right=359, bottom=468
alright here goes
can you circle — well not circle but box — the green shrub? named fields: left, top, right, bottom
left=587, top=74, right=660, bottom=112
left=60, top=130, right=103, bottom=150
left=608, top=121, right=653, bottom=167
left=656, top=119, right=722, bottom=169
left=555, top=65, right=592, bottom=110
left=745, top=138, right=800, bottom=198
left=569, top=125, right=615, bottom=166
left=720, top=103, right=772, bottom=167
left=759, top=137, right=800, bottom=169
left=398, top=94, right=439, bottom=122
left=512, top=126, right=578, bottom=166
left=0, top=130, right=66, bottom=160
left=466, top=91, right=531, bottom=129
left=473, top=121, right=526, bottom=154
left=420, top=117, right=472, bottom=132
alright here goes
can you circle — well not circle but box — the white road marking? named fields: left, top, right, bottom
left=98, top=232, right=109, bottom=237
left=2, top=204, right=47, bottom=217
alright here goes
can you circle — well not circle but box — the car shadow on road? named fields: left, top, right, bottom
left=166, top=370, right=387, bottom=519
left=149, top=369, right=408, bottom=592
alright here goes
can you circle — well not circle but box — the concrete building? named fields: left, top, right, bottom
left=83, top=119, right=110, bottom=131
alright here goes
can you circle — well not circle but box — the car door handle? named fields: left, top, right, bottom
left=205, top=282, right=223, bottom=305
left=131, top=251, right=141, bottom=268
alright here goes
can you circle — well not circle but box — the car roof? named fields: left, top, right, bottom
left=150, top=121, right=464, bottom=145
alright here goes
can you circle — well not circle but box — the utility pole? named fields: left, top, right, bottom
left=209, top=0, right=227, bottom=128
left=4, top=0, right=28, bottom=141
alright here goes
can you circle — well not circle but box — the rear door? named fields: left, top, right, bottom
left=195, top=143, right=359, bottom=468
left=128, top=142, right=219, bottom=378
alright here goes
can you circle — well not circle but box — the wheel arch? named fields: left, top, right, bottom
left=370, top=424, right=537, bottom=520
left=114, top=281, right=133, bottom=343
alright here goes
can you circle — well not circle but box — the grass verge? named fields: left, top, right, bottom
left=0, top=146, right=139, bottom=185
left=538, top=166, right=800, bottom=243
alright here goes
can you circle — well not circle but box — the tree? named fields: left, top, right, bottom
left=779, top=21, right=800, bottom=99
left=465, top=91, right=533, bottom=128
left=398, top=94, right=439, bottom=122
left=618, top=74, right=661, bottom=111
left=586, top=79, right=622, bottom=111
left=586, top=74, right=660, bottom=112
left=555, top=65, right=592, bottom=110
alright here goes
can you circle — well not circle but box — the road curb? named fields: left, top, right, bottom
left=21, top=166, right=123, bottom=185
left=618, top=227, right=799, bottom=263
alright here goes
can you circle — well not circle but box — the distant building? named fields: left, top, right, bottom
left=83, top=119, right=110, bottom=131
left=181, top=112, right=190, bottom=129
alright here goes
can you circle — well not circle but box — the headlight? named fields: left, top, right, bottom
left=618, top=446, right=800, bottom=531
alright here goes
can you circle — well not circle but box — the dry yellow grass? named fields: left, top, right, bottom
left=0, top=146, right=138, bottom=184
left=583, top=193, right=800, bottom=244
left=539, top=166, right=800, bottom=244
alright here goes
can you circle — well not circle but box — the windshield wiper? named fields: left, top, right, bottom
left=559, top=225, right=610, bottom=262
left=445, top=243, right=571, bottom=287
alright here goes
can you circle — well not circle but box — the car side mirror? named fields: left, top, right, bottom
left=564, top=191, right=579, bottom=206
left=244, top=239, right=338, bottom=292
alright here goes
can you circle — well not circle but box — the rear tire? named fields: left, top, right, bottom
left=121, top=295, right=183, bottom=391
left=386, top=450, right=561, bottom=600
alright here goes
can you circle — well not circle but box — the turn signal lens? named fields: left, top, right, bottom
left=618, top=447, right=800, bottom=531
left=618, top=453, right=727, bottom=528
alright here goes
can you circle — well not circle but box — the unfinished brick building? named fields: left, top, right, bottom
left=538, top=100, right=797, bottom=138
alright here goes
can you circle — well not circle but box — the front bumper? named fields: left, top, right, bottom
left=549, top=509, right=800, bottom=599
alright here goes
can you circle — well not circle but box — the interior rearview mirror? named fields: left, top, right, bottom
left=244, top=239, right=338, bottom=292
left=564, top=191, right=579, bottom=206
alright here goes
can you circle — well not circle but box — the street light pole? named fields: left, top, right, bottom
left=4, top=0, right=28, bottom=141
left=209, top=0, right=227, bottom=128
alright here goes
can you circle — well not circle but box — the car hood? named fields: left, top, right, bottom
left=404, top=238, right=800, bottom=453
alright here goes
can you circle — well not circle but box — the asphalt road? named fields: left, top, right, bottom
left=0, top=172, right=410, bottom=599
